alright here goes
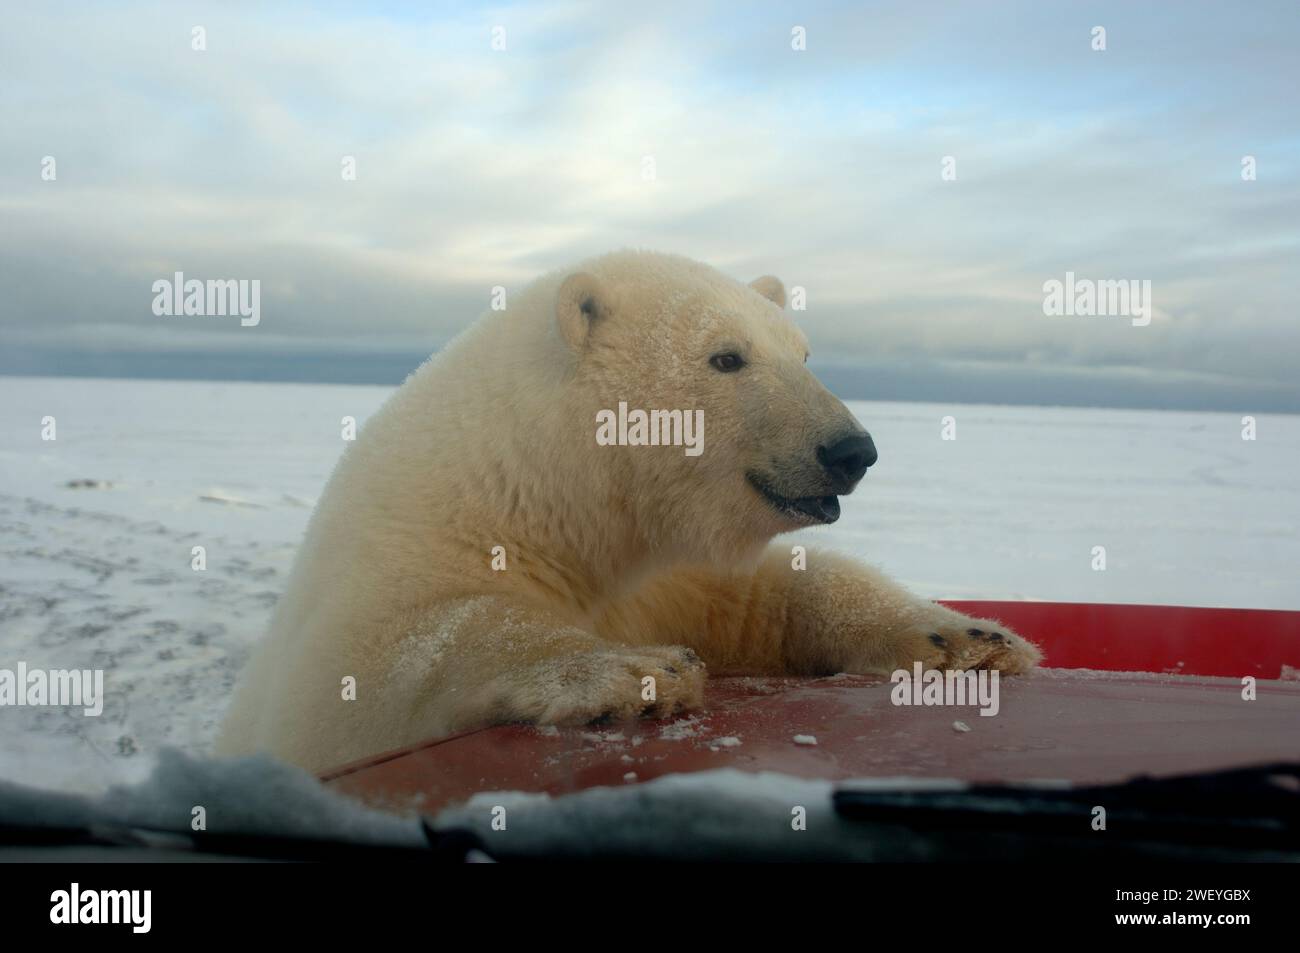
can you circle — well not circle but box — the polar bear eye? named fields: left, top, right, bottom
left=709, top=352, right=745, bottom=373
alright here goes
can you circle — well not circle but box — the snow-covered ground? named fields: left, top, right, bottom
left=1, top=375, right=1297, bottom=794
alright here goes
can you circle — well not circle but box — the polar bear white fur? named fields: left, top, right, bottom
left=216, top=251, right=1039, bottom=772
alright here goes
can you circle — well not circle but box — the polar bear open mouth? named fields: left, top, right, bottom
left=746, top=472, right=842, bottom=525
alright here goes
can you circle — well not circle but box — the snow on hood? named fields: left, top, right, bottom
left=1, top=749, right=959, bottom=860
left=0, top=748, right=425, bottom=847
left=431, top=768, right=937, bottom=861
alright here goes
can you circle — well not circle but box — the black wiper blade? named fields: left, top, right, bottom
left=0, top=818, right=489, bottom=863
left=189, top=820, right=487, bottom=862
left=833, top=762, right=1300, bottom=851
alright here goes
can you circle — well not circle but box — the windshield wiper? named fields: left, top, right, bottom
left=833, top=762, right=1300, bottom=858
left=0, top=818, right=487, bottom=863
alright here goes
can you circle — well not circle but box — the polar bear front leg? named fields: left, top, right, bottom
left=596, top=548, right=1040, bottom=677
left=774, top=553, right=1044, bottom=676
left=393, top=597, right=706, bottom=738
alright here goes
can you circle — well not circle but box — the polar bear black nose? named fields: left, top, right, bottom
left=817, top=432, right=877, bottom=485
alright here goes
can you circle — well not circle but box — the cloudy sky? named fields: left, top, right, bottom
left=2, top=1, right=1298, bottom=410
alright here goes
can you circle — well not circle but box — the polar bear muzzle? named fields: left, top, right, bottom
left=745, top=430, right=876, bottom=525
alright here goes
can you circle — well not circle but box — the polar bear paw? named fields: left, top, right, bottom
left=855, top=610, right=1040, bottom=677
left=534, top=645, right=707, bottom=726
left=915, top=615, right=1042, bottom=675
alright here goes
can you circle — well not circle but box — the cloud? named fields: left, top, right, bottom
left=1, top=0, right=1297, bottom=407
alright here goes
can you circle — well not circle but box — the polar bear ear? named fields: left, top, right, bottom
left=749, top=275, right=786, bottom=309
left=556, top=272, right=606, bottom=349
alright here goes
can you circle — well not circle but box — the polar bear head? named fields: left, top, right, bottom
left=552, top=251, right=874, bottom=561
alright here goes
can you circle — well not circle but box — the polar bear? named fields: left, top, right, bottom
left=216, top=250, right=1039, bottom=772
